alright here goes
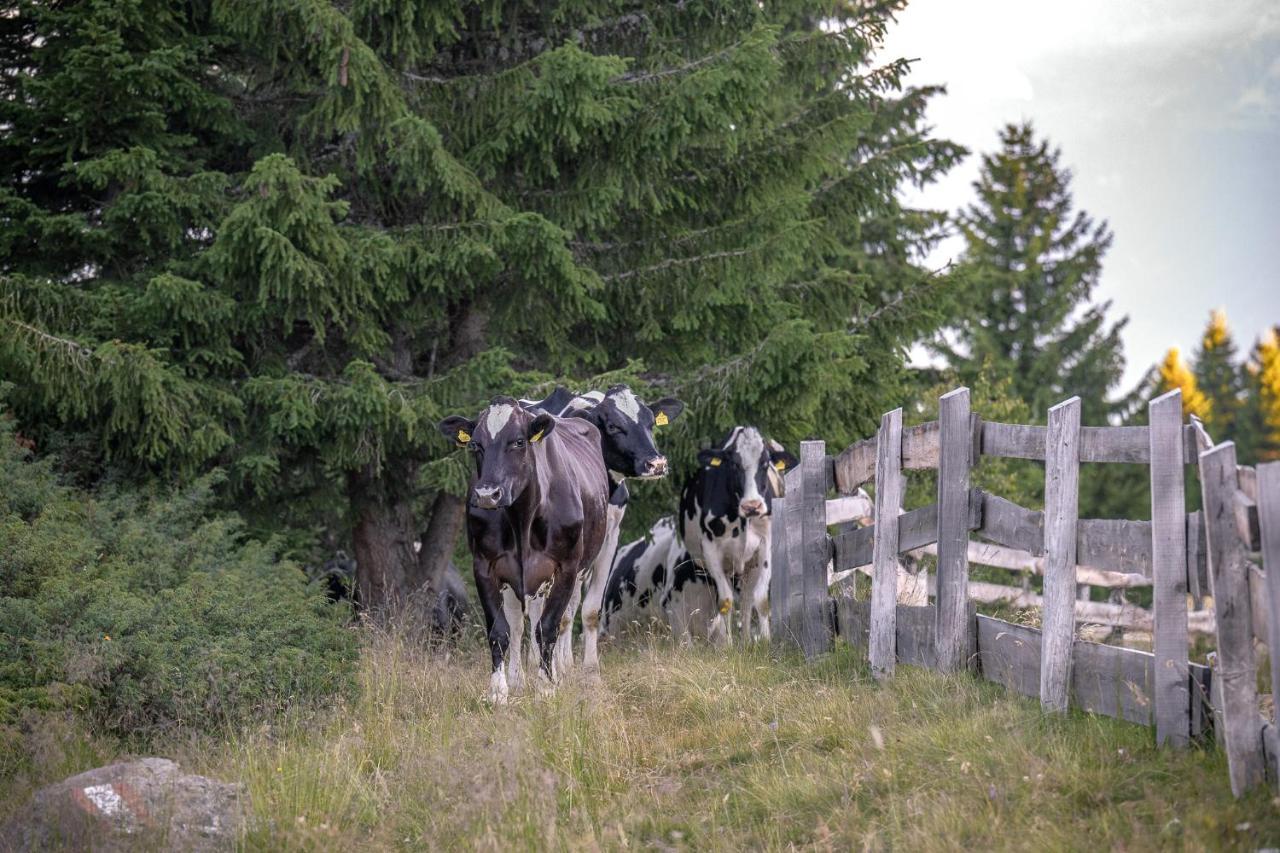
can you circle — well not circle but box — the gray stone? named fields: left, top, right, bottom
left=1, top=757, right=246, bottom=851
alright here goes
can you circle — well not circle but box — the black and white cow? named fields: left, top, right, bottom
left=678, top=427, right=797, bottom=644
left=520, top=385, right=684, bottom=672
left=602, top=517, right=684, bottom=635
left=438, top=397, right=609, bottom=703
left=602, top=516, right=736, bottom=643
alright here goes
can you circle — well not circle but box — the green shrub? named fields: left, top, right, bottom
left=0, top=406, right=358, bottom=752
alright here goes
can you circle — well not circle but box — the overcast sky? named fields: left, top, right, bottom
left=880, top=0, right=1280, bottom=392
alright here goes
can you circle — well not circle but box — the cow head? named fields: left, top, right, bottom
left=696, top=426, right=798, bottom=518
left=438, top=396, right=554, bottom=510
left=572, top=384, right=684, bottom=480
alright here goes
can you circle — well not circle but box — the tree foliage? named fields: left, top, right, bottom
left=1156, top=347, right=1211, bottom=420
left=932, top=122, right=1125, bottom=424
left=0, top=1, right=962, bottom=605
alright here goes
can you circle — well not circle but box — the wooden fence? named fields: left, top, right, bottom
left=767, top=387, right=1280, bottom=798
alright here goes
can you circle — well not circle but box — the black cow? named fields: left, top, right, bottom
left=439, top=396, right=609, bottom=703
left=678, top=426, right=797, bottom=644
left=519, top=385, right=683, bottom=672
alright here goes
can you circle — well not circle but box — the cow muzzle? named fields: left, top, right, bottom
left=472, top=486, right=503, bottom=510
left=739, top=498, right=765, bottom=517
left=641, top=456, right=668, bottom=478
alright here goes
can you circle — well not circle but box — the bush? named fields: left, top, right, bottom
left=0, top=406, right=358, bottom=753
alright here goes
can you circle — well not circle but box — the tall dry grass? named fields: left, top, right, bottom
left=159, top=628, right=1280, bottom=850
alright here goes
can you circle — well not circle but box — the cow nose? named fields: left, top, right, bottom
left=473, top=486, right=502, bottom=509
left=739, top=499, right=765, bottom=517
left=644, top=456, right=668, bottom=477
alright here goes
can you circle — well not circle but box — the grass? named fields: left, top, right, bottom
left=10, top=629, right=1280, bottom=850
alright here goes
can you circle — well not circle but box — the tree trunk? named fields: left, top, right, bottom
left=349, top=470, right=420, bottom=614
left=418, top=490, right=466, bottom=597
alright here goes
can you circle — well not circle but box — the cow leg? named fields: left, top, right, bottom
left=476, top=570, right=512, bottom=704
left=553, top=577, right=581, bottom=679
left=740, top=555, right=771, bottom=644
left=580, top=502, right=623, bottom=672
left=535, top=561, right=577, bottom=687
left=524, top=589, right=545, bottom=680
left=700, top=548, right=735, bottom=646
left=501, top=586, right=525, bottom=693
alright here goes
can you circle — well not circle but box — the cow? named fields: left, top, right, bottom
left=602, top=517, right=683, bottom=635
left=519, top=385, right=684, bottom=672
left=438, top=396, right=609, bottom=703
left=678, top=426, right=798, bottom=644
left=602, top=516, right=728, bottom=643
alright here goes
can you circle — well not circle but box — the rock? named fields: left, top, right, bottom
left=1, top=757, right=245, bottom=851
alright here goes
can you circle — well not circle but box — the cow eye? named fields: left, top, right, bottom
left=606, top=423, right=623, bottom=435
left=511, top=438, right=525, bottom=450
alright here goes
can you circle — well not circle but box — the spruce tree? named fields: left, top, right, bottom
left=1193, top=309, right=1243, bottom=441
left=1, top=1, right=962, bottom=609
left=932, top=122, right=1125, bottom=424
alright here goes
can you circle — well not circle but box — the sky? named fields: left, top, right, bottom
left=879, top=0, right=1280, bottom=392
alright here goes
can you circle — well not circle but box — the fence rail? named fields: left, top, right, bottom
left=768, top=387, right=1280, bottom=798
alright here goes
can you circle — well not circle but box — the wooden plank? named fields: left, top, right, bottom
left=963, top=579, right=1215, bottom=633
left=869, top=408, right=904, bottom=680
left=1071, top=639, right=1154, bottom=726
left=832, top=491, right=984, bottom=573
left=1077, top=519, right=1153, bottom=576
left=1187, top=509, right=1205, bottom=604
left=936, top=387, right=973, bottom=673
left=1200, top=441, right=1266, bottom=796
left=1190, top=664, right=1214, bottom=740
left=1235, top=489, right=1262, bottom=552
left=980, top=421, right=1046, bottom=460
left=1149, top=389, right=1191, bottom=747
left=826, top=493, right=873, bottom=526
left=833, top=437, right=876, bottom=494
left=978, top=492, right=1045, bottom=554
left=834, top=595, right=869, bottom=650
left=1041, top=397, right=1082, bottom=713
left=897, top=604, right=937, bottom=669
left=902, top=420, right=941, bottom=470
left=911, top=539, right=1151, bottom=589
left=799, top=440, right=831, bottom=658
left=783, top=469, right=805, bottom=642
left=1080, top=425, right=1151, bottom=464
left=976, top=615, right=1041, bottom=699
left=1257, top=462, right=1280, bottom=782
left=768, top=493, right=792, bottom=648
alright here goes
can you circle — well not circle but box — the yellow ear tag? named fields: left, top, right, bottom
left=654, top=412, right=669, bottom=427
left=530, top=429, right=545, bottom=443
left=774, top=460, right=786, bottom=471
left=456, top=429, right=471, bottom=444
left=709, top=457, right=721, bottom=467
left=719, top=599, right=732, bottom=616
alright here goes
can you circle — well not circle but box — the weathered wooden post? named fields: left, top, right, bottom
left=1041, top=396, right=1081, bottom=713
left=769, top=491, right=791, bottom=647
left=869, top=408, right=903, bottom=680
left=783, top=467, right=805, bottom=644
left=799, top=440, right=831, bottom=657
left=935, top=387, right=972, bottom=673
left=1200, top=442, right=1266, bottom=796
left=1149, top=389, right=1190, bottom=746
left=1255, top=461, right=1280, bottom=783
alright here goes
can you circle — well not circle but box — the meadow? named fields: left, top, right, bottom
left=10, top=626, right=1278, bottom=851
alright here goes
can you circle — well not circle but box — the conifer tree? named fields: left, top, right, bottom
left=932, top=122, right=1125, bottom=423
left=1156, top=347, right=1211, bottom=420
left=0, top=1, right=961, bottom=609
left=1240, top=327, right=1280, bottom=462
left=1193, top=309, right=1243, bottom=440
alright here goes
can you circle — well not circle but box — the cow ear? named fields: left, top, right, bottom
left=697, top=448, right=724, bottom=468
left=439, top=416, right=476, bottom=447
left=650, top=398, right=684, bottom=427
left=769, top=447, right=799, bottom=473
left=528, top=413, right=555, bottom=443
